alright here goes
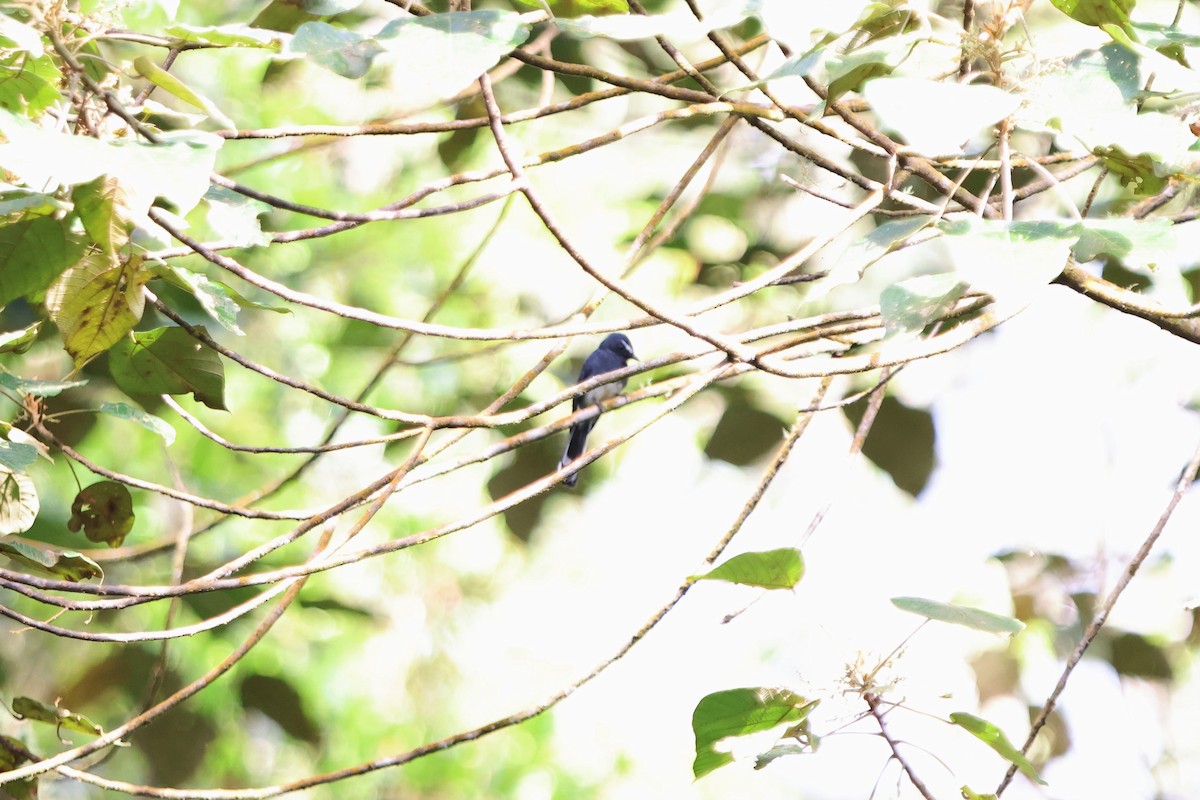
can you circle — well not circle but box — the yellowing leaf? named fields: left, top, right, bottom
left=45, top=252, right=149, bottom=367
left=72, top=176, right=133, bottom=256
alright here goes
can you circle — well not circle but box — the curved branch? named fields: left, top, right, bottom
left=0, top=530, right=327, bottom=785
left=25, top=376, right=832, bottom=799
left=1056, top=263, right=1200, bottom=344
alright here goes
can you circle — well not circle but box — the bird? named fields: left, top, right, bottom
left=558, top=333, right=638, bottom=487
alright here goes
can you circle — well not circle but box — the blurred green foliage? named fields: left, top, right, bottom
left=1, top=0, right=1200, bottom=798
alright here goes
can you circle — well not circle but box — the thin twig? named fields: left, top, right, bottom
left=801, top=368, right=893, bottom=546
left=997, top=117, right=1014, bottom=220
left=476, top=73, right=756, bottom=363
left=995, top=438, right=1200, bottom=795
left=865, top=693, right=936, bottom=800
left=35, top=374, right=832, bottom=799
left=0, top=529, right=330, bottom=784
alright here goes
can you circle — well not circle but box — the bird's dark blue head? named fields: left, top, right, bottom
left=598, top=333, right=637, bottom=364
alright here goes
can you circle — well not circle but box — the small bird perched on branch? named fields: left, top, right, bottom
left=559, top=333, right=639, bottom=487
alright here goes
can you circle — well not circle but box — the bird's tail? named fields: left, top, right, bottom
left=558, top=419, right=596, bottom=487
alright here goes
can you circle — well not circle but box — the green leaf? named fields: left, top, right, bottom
left=45, top=252, right=149, bottom=367
left=203, top=185, right=271, bottom=250
left=68, top=481, right=135, bottom=548
left=814, top=216, right=934, bottom=303
left=853, top=1, right=923, bottom=41
left=252, top=0, right=361, bottom=33
left=731, top=46, right=825, bottom=93
left=151, top=263, right=244, bottom=333
left=151, top=262, right=288, bottom=324
left=374, top=12, right=531, bottom=108
left=556, top=0, right=755, bottom=41
left=938, top=219, right=1074, bottom=308
left=692, top=688, right=817, bottom=778
left=0, top=216, right=88, bottom=305
left=72, top=176, right=133, bottom=256
left=880, top=273, right=967, bottom=334
left=754, top=715, right=819, bottom=768
left=108, top=0, right=178, bottom=32
left=847, top=216, right=933, bottom=270
left=11, top=697, right=104, bottom=737
left=0, top=733, right=34, bottom=799
left=98, top=401, right=176, bottom=445
left=511, top=0, right=627, bottom=10
left=1048, top=0, right=1133, bottom=32
left=0, top=51, right=62, bottom=117
left=0, top=109, right=221, bottom=217
left=753, top=743, right=807, bottom=769
left=863, top=78, right=1020, bottom=154
left=0, top=322, right=41, bottom=355
left=0, top=734, right=30, bottom=769
left=821, top=32, right=924, bottom=110
left=118, top=131, right=225, bottom=216
left=0, top=541, right=102, bottom=581
left=950, top=712, right=1047, bottom=785
left=892, top=597, right=1024, bottom=635
left=133, top=55, right=236, bottom=128
left=0, top=373, right=87, bottom=397
left=286, top=21, right=385, bottom=79
left=0, top=466, right=38, bottom=534
left=1094, top=144, right=1167, bottom=194
left=692, top=548, right=805, bottom=590
left=960, top=787, right=999, bottom=800
left=0, top=438, right=37, bottom=471
left=162, top=23, right=290, bottom=49
left=1116, top=24, right=1200, bottom=95
left=138, top=98, right=208, bottom=128
left=1018, top=45, right=1138, bottom=131
left=943, top=217, right=1178, bottom=283
left=1016, top=45, right=1194, bottom=194
left=1131, top=21, right=1200, bottom=49
left=2, top=428, right=48, bottom=464
left=109, top=326, right=227, bottom=410
left=1073, top=218, right=1175, bottom=273
left=0, top=187, right=69, bottom=217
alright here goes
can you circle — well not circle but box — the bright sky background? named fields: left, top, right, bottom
left=336, top=270, right=1200, bottom=800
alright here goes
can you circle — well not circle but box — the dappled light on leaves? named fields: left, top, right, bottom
left=0, top=0, right=1198, bottom=798
left=691, top=688, right=817, bottom=779
left=108, top=327, right=227, bottom=410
